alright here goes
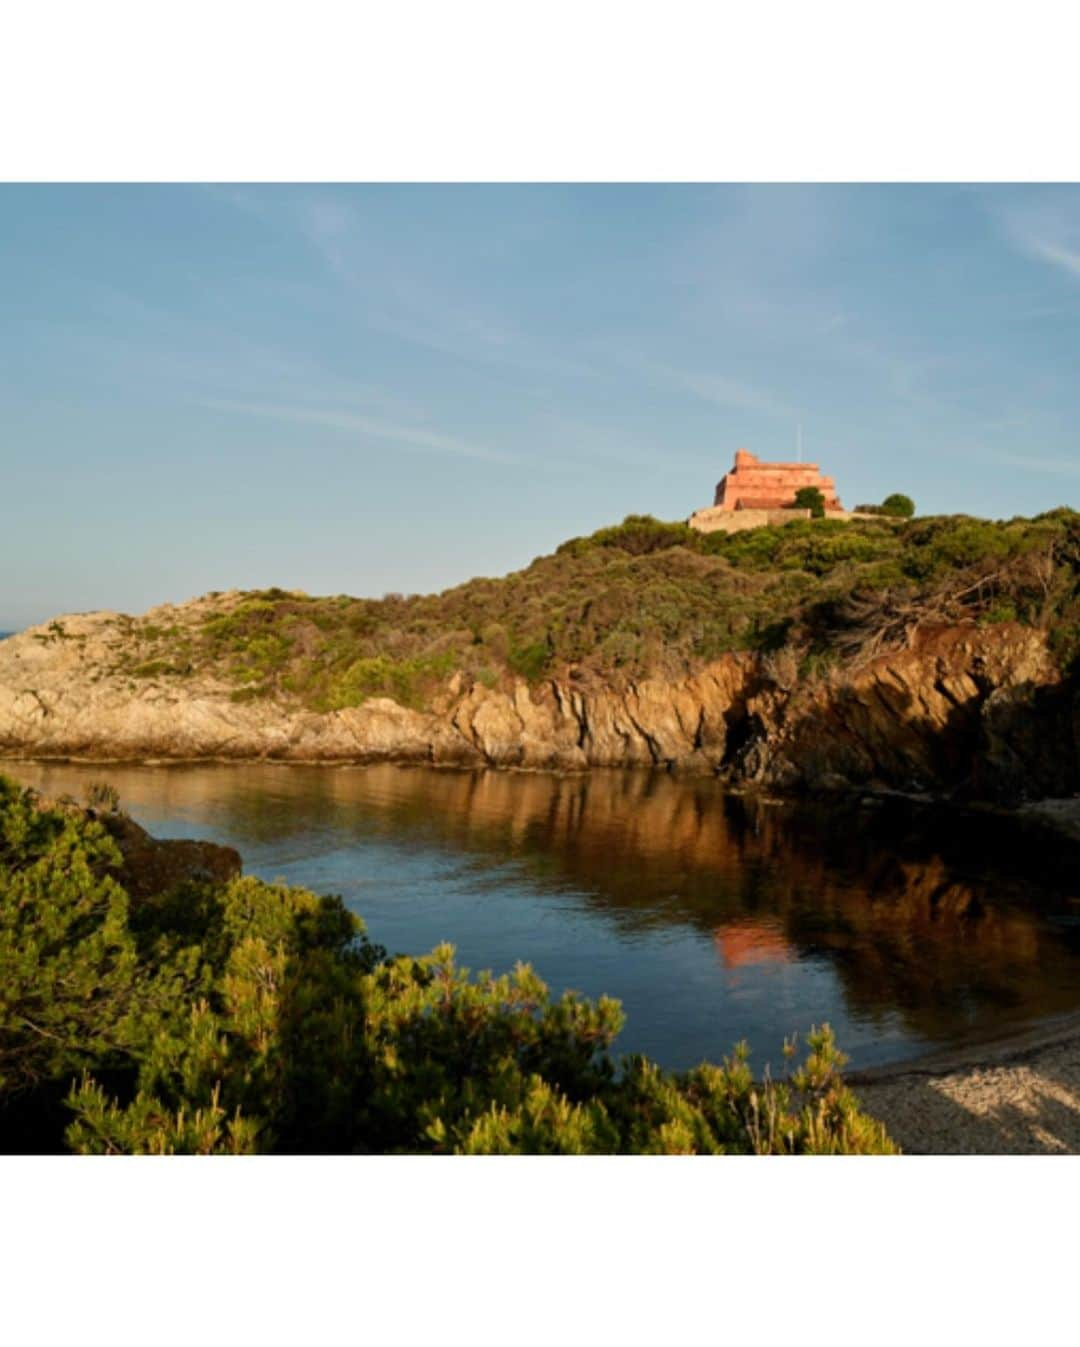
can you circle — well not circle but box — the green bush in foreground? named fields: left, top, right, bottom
left=0, top=779, right=897, bottom=1155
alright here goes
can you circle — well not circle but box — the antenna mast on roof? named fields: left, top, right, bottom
left=797, top=424, right=803, bottom=463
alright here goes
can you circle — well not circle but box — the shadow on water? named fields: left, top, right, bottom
left=6, top=759, right=1080, bottom=1071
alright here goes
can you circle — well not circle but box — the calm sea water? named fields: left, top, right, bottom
left=5, top=759, right=1080, bottom=1070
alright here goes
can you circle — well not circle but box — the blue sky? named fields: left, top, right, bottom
left=4, top=183, right=1080, bottom=630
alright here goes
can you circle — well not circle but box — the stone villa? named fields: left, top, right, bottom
left=688, top=448, right=854, bottom=535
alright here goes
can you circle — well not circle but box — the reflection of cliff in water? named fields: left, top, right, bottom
left=360, top=767, right=1080, bottom=1045
left=11, top=760, right=1080, bottom=1047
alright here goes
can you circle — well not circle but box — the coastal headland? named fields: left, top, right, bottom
left=3, top=509, right=1079, bottom=808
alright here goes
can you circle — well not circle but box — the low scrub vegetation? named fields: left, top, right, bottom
left=113, top=507, right=1080, bottom=707
left=0, top=778, right=896, bottom=1154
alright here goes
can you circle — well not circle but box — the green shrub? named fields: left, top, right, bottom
left=228, top=685, right=272, bottom=703
left=0, top=780, right=897, bottom=1155
left=131, top=660, right=174, bottom=679
left=85, top=782, right=121, bottom=813
left=316, top=650, right=460, bottom=710
left=981, top=600, right=1019, bottom=625
left=0, top=780, right=141, bottom=1100
left=900, top=517, right=1016, bottom=579
left=881, top=493, right=915, bottom=518
left=94, top=504, right=1080, bottom=707
left=792, top=486, right=826, bottom=518
left=507, top=639, right=551, bottom=682
left=561, top=514, right=697, bottom=557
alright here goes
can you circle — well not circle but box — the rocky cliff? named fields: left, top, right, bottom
left=2, top=604, right=1076, bottom=802
left=23, top=786, right=242, bottom=898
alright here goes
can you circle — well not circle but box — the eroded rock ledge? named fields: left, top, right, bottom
left=25, top=790, right=242, bottom=898
left=2, top=613, right=1078, bottom=802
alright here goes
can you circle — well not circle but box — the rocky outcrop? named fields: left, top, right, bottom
left=26, top=791, right=242, bottom=898
left=1, top=609, right=1076, bottom=802
left=739, top=624, right=1078, bottom=801
left=97, top=811, right=242, bottom=899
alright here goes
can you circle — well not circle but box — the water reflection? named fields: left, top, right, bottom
left=714, top=923, right=794, bottom=970
left=6, top=759, right=1080, bottom=1069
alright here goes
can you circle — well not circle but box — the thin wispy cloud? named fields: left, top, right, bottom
left=214, top=187, right=598, bottom=382
left=198, top=185, right=271, bottom=217
left=206, top=398, right=519, bottom=465
left=996, top=192, right=1080, bottom=283
left=608, top=351, right=793, bottom=420
left=988, top=450, right=1080, bottom=479
left=33, top=289, right=423, bottom=423
left=665, top=368, right=792, bottom=418
left=539, top=415, right=678, bottom=471
left=371, top=310, right=597, bottom=380
left=298, top=199, right=356, bottom=277
left=1029, top=239, right=1080, bottom=279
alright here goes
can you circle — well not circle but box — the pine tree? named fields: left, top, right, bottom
left=0, top=776, right=898, bottom=1156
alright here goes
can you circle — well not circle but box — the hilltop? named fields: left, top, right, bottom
left=2, top=510, right=1080, bottom=800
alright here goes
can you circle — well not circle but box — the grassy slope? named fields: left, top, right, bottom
left=108, top=509, right=1080, bottom=712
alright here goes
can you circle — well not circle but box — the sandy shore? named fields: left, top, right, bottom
left=849, top=1015, right=1080, bottom=1155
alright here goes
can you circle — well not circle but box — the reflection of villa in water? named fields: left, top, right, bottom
left=713, top=922, right=794, bottom=969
